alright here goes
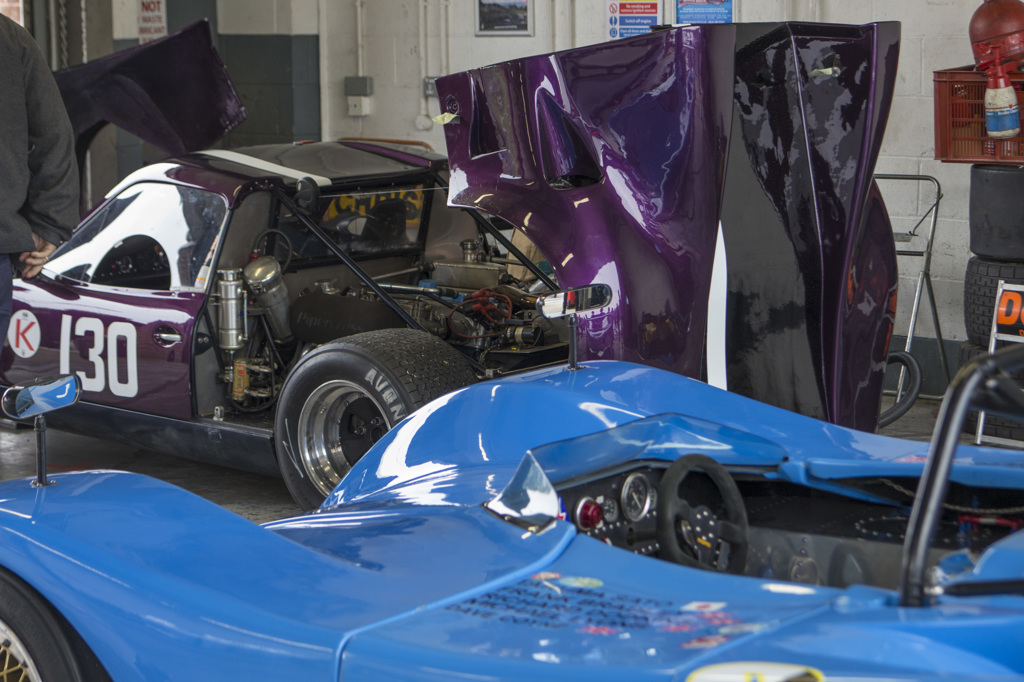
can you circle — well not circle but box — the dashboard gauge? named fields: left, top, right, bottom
left=620, top=472, right=652, bottom=522
left=574, top=497, right=603, bottom=530
left=600, top=497, right=619, bottom=524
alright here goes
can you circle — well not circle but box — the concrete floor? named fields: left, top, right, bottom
left=0, top=395, right=947, bottom=526
left=0, top=421, right=301, bottom=524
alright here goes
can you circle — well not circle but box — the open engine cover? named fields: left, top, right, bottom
left=435, top=22, right=900, bottom=431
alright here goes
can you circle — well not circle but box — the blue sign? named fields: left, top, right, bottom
left=676, top=0, right=732, bottom=24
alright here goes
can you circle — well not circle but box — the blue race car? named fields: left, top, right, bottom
left=0, top=283, right=1023, bottom=680
left=1, top=19, right=1021, bottom=682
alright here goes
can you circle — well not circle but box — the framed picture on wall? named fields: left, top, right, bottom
left=476, top=0, right=533, bottom=36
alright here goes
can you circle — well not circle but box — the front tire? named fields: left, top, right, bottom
left=0, top=566, right=108, bottom=681
left=275, top=328, right=478, bottom=510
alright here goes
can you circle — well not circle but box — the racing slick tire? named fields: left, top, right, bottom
left=275, top=328, right=479, bottom=510
left=0, top=566, right=110, bottom=682
left=969, top=164, right=1024, bottom=261
left=963, top=256, right=1024, bottom=347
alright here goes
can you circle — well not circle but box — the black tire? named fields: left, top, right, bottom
left=970, top=164, right=1024, bottom=261
left=963, top=256, right=1024, bottom=346
left=959, top=340, right=1024, bottom=440
left=0, top=566, right=110, bottom=681
left=275, top=328, right=478, bottom=510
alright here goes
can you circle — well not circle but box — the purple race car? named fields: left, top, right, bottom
left=3, top=140, right=568, bottom=509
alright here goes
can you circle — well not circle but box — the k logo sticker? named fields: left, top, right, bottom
left=8, top=310, right=40, bottom=359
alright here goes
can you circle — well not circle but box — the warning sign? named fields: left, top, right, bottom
left=8, top=310, right=40, bottom=359
left=139, top=0, right=167, bottom=44
left=606, top=1, right=663, bottom=40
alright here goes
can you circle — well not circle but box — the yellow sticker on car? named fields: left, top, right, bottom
left=686, top=661, right=824, bottom=682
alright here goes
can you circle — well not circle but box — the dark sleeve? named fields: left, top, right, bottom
left=21, top=33, right=78, bottom=246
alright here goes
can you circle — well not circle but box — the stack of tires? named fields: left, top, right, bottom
left=963, top=164, right=1024, bottom=439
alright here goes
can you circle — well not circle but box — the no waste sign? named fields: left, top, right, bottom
left=139, top=0, right=166, bottom=44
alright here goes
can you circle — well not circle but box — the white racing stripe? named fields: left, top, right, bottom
left=705, top=221, right=728, bottom=390
left=199, top=149, right=333, bottom=187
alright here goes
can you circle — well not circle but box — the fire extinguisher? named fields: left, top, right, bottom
left=986, top=47, right=1021, bottom=138
left=971, top=0, right=1024, bottom=137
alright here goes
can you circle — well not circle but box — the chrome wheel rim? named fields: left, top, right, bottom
left=297, top=380, right=390, bottom=496
left=0, top=616, right=41, bottom=682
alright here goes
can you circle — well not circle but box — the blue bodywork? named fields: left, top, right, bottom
left=2, top=360, right=1024, bottom=680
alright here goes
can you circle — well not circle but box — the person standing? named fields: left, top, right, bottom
left=0, top=12, right=79, bottom=341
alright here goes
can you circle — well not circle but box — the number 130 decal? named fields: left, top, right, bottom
left=59, top=314, right=139, bottom=398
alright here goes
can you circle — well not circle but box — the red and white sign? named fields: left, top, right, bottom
left=8, top=310, right=40, bottom=359
left=618, top=2, right=659, bottom=14
left=139, top=0, right=166, bottom=44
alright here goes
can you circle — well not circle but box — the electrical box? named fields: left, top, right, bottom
left=347, top=96, right=372, bottom=117
left=344, top=76, right=374, bottom=96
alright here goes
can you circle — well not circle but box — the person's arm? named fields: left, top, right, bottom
left=21, top=30, right=78, bottom=250
left=18, top=233, right=56, bottom=279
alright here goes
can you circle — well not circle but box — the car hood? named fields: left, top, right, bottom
left=339, top=533, right=1024, bottom=680
left=434, top=21, right=900, bottom=432
left=54, top=20, right=245, bottom=169
left=0, top=471, right=573, bottom=678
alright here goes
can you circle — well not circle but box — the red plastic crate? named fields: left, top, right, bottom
left=934, top=65, right=1024, bottom=163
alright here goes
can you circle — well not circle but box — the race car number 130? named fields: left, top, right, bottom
left=59, top=314, right=139, bottom=397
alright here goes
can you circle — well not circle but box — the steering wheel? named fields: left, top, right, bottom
left=656, top=454, right=749, bottom=573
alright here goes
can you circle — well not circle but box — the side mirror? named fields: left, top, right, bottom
left=294, top=176, right=322, bottom=215
left=536, top=284, right=613, bottom=370
left=2, top=374, right=81, bottom=420
left=536, top=284, right=612, bottom=319
left=2, top=374, right=81, bottom=488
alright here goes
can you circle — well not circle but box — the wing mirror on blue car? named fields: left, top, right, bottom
left=536, top=284, right=612, bottom=370
left=535, top=284, right=612, bottom=319
left=2, top=374, right=82, bottom=488
left=3, top=374, right=81, bottom=420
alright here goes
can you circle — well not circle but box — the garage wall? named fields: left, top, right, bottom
left=216, top=0, right=320, bottom=146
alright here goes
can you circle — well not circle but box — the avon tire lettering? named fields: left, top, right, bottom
left=363, top=368, right=406, bottom=420
left=59, top=314, right=139, bottom=397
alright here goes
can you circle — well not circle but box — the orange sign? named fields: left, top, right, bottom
left=996, top=287, right=1024, bottom=337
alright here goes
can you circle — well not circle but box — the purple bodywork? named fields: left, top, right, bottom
left=436, top=22, right=900, bottom=431
left=54, top=20, right=246, bottom=168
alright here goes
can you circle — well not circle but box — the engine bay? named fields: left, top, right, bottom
left=197, top=184, right=567, bottom=418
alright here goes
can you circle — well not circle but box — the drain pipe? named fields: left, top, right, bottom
left=356, top=0, right=365, bottom=76
left=417, top=0, right=431, bottom=128
left=570, top=0, right=577, bottom=47
left=442, top=0, right=451, bottom=73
